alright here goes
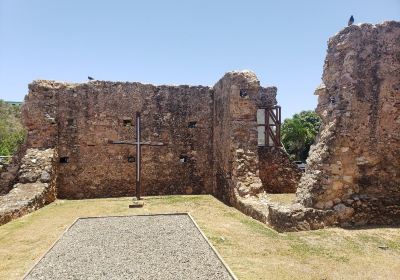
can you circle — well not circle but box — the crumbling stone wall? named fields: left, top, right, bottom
left=0, top=144, right=26, bottom=195
left=268, top=21, right=400, bottom=231
left=213, top=71, right=264, bottom=204
left=21, top=71, right=300, bottom=203
left=212, top=71, right=300, bottom=213
left=297, top=21, right=400, bottom=226
left=259, top=147, right=302, bottom=193
left=24, top=82, right=214, bottom=198
left=0, top=148, right=57, bottom=225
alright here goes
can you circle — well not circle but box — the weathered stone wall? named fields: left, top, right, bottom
left=213, top=71, right=300, bottom=212
left=0, top=148, right=57, bottom=226
left=24, top=81, right=214, bottom=199
left=19, top=71, right=301, bottom=225
left=0, top=143, right=26, bottom=195
left=297, top=21, right=400, bottom=226
left=259, top=147, right=302, bottom=193
left=213, top=71, right=263, bottom=204
left=22, top=84, right=58, bottom=148
left=268, top=21, right=400, bottom=231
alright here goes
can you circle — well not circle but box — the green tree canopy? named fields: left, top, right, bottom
left=0, top=100, right=25, bottom=156
left=281, top=110, right=321, bottom=161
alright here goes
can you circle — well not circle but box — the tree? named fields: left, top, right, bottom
left=0, top=100, right=25, bottom=156
left=281, top=110, right=321, bottom=161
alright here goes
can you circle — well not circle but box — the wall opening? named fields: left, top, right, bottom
left=127, top=155, right=135, bottom=162
left=67, top=118, right=76, bottom=127
left=59, top=157, right=69, bottom=163
left=257, top=106, right=282, bottom=147
left=123, top=119, right=132, bottom=127
left=179, top=155, right=189, bottom=163
left=188, top=121, right=197, bottom=128
left=257, top=109, right=266, bottom=146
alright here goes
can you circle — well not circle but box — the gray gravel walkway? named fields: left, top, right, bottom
left=24, top=214, right=236, bottom=280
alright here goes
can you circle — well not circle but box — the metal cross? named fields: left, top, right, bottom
left=109, top=112, right=164, bottom=207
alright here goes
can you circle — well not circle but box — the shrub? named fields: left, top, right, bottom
left=0, top=100, right=25, bottom=156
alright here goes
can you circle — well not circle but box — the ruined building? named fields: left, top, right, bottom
left=268, top=21, right=400, bottom=231
left=0, top=70, right=300, bottom=225
left=1, top=21, right=399, bottom=230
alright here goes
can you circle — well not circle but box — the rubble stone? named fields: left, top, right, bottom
left=0, top=148, right=56, bottom=226
left=269, top=21, right=400, bottom=231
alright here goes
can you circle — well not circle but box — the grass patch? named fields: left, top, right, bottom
left=289, top=241, right=326, bottom=257
left=357, top=233, right=400, bottom=251
left=1, top=195, right=400, bottom=280
left=150, top=195, right=205, bottom=205
left=239, top=217, right=280, bottom=238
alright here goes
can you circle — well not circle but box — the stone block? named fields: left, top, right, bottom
left=332, top=181, right=344, bottom=190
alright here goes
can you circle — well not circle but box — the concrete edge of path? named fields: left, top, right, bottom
left=186, top=212, right=239, bottom=280
left=22, top=212, right=238, bottom=280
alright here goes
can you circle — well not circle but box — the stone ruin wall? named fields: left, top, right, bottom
left=24, top=82, right=215, bottom=198
left=0, top=148, right=57, bottom=226
left=0, top=143, right=27, bottom=195
left=213, top=71, right=265, bottom=204
left=258, top=147, right=301, bottom=193
left=298, top=21, right=400, bottom=225
left=20, top=72, right=300, bottom=204
left=212, top=71, right=301, bottom=216
left=269, top=21, right=400, bottom=231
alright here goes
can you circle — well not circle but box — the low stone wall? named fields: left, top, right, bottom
left=0, top=148, right=56, bottom=226
left=258, top=147, right=301, bottom=193
left=267, top=204, right=336, bottom=232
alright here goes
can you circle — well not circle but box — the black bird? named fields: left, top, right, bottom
left=88, top=76, right=94, bottom=81
left=348, top=15, right=354, bottom=26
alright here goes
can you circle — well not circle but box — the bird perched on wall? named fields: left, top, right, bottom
left=348, top=15, right=354, bottom=26
left=88, top=76, right=94, bottom=81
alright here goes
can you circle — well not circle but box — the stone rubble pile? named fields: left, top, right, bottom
left=0, top=148, right=56, bottom=226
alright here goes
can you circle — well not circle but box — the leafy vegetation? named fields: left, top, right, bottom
left=281, top=110, right=321, bottom=161
left=0, top=100, right=25, bottom=156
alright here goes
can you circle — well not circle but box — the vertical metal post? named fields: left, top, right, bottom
left=136, top=112, right=141, bottom=200
left=278, top=106, right=281, bottom=145
left=266, top=109, right=270, bottom=146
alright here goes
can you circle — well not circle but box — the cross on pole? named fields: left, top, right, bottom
left=109, top=112, right=164, bottom=207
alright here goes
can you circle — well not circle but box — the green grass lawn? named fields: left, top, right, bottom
left=1, top=195, right=399, bottom=280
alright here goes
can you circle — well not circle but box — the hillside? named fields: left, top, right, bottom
left=0, top=100, right=25, bottom=157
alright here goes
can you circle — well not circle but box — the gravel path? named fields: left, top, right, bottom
left=24, top=214, right=235, bottom=280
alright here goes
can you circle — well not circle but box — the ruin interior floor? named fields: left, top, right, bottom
left=2, top=195, right=400, bottom=280
left=23, top=214, right=235, bottom=280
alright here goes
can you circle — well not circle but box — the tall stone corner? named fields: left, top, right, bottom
left=268, top=21, right=400, bottom=232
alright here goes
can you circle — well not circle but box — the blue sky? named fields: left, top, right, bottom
left=0, top=0, right=399, bottom=120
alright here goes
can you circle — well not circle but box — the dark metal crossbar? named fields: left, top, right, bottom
left=109, top=141, right=164, bottom=146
